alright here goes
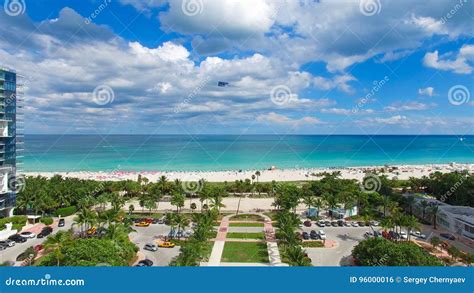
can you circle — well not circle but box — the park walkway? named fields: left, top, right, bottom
left=263, top=215, right=284, bottom=266
left=207, top=216, right=229, bottom=266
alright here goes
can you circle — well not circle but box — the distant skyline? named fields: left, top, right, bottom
left=1, top=0, right=473, bottom=135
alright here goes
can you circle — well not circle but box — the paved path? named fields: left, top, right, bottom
left=263, top=215, right=283, bottom=266
left=207, top=216, right=229, bottom=266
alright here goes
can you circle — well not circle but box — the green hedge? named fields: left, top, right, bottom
left=54, top=206, right=77, bottom=217
left=0, top=216, right=27, bottom=231
left=40, top=216, right=53, bottom=225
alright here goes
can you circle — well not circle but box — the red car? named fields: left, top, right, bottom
left=303, top=220, right=312, bottom=227
left=144, top=218, right=154, bottom=224
left=34, top=244, right=43, bottom=252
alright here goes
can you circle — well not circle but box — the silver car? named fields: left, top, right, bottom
left=0, top=240, right=15, bottom=247
left=144, top=244, right=158, bottom=251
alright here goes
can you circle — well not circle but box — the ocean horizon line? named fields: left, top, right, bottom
left=23, top=134, right=474, bottom=137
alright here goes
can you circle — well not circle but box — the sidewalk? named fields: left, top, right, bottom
left=207, top=216, right=230, bottom=266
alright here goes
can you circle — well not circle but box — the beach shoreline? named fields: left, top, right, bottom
left=22, top=163, right=474, bottom=182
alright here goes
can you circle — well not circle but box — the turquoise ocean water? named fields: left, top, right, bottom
left=22, top=135, right=474, bottom=172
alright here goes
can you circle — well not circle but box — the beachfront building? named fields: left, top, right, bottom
left=437, top=206, right=474, bottom=240
left=0, top=67, right=22, bottom=217
left=329, top=206, right=358, bottom=219
left=403, top=194, right=474, bottom=241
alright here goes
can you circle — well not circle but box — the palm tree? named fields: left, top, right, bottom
left=174, top=214, right=189, bottom=235
left=171, top=192, right=185, bottom=213
left=73, top=207, right=97, bottom=234
left=428, top=205, right=439, bottom=229
left=313, top=198, right=323, bottom=217
left=430, top=236, right=441, bottom=249
left=158, top=175, right=168, bottom=195
left=380, top=217, right=394, bottom=232
left=420, top=200, right=429, bottom=221
left=405, top=195, right=416, bottom=215
left=255, top=171, right=261, bottom=183
left=284, top=246, right=311, bottom=266
left=43, top=231, right=72, bottom=266
left=381, top=195, right=392, bottom=217
left=447, top=246, right=461, bottom=261
left=404, top=215, right=420, bottom=241
left=210, top=195, right=226, bottom=213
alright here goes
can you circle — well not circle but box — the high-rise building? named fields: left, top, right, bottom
left=0, top=67, right=23, bottom=217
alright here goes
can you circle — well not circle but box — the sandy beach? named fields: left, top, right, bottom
left=23, top=163, right=473, bottom=182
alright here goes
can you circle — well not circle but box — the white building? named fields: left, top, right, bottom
left=403, top=193, right=474, bottom=241
left=437, top=206, right=474, bottom=240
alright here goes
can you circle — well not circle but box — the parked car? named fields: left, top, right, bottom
left=302, top=232, right=310, bottom=240
left=389, top=231, right=400, bottom=240
left=144, top=244, right=158, bottom=251
left=310, top=230, right=318, bottom=240
left=58, top=218, right=65, bottom=227
left=343, top=221, right=351, bottom=227
left=337, top=220, right=344, bottom=227
left=158, top=241, right=176, bottom=248
left=19, top=232, right=36, bottom=239
left=318, top=230, right=326, bottom=240
left=0, top=239, right=15, bottom=247
left=8, top=234, right=27, bottom=243
left=357, top=221, right=365, bottom=227
left=400, top=231, right=408, bottom=240
left=34, top=244, right=44, bottom=252
left=151, top=218, right=159, bottom=224
left=137, top=259, right=153, bottom=266
left=317, top=221, right=325, bottom=227
left=144, top=218, right=154, bottom=224
left=440, top=233, right=455, bottom=240
left=303, top=220, right=312, bottom=227
left=0, top=245, right=6, bottom=251
left=135, top=221, right=150, bottom=227
left=158, top=218, right=165, bottom=224
left=324, top=220, right=331, bottom=226
left=37, top=227, right=53, bottom=238
left=370, top=220, right=380, bottom=226
left=351, top=222, right=359, bottom=227
left=364, top=231, right=373, bottom=239
left=86, top=227, right=97, bottom=235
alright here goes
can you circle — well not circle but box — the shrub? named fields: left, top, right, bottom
left=54, top=206, right=77, bottom=217
left=353, top=238, right=443, bottom=266
left=16, top=246, right=37, bottom=262
left=40, top=217, right=53, bottom=225
left=0, top=216, right=27, bottom=231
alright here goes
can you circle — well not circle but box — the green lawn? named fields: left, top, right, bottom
left=230, top=214, right=265, bottom=222
left=228, top=222, right=264, bottom=227
left=226, top=232, right=265, bottom=240
left=221, top=242, right=269, bottom=263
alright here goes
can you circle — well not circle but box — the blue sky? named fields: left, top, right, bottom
left=1, top=0, right=473, bottom=135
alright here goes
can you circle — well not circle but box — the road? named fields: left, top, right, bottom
left=129, top=223, right=181, bottom=266
left=0, top=216, right=75, bottom=265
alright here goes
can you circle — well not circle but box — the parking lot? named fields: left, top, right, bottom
left=299, top=222, right=382, bottom=266
left=129, top=223, right=181, bottom=266
left=0, top=216, right=74, bottom=265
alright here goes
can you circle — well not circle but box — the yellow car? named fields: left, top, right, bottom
left=86, top=227, right=97, bottom=235
left=158, top=241, right=175, bottom=248
left=135, top=221, right=150, bottom=227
